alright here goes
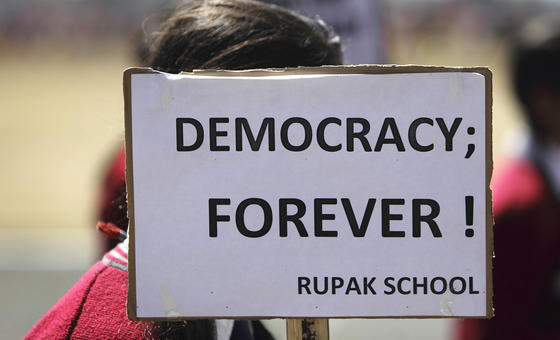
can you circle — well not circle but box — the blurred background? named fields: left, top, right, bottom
left=1, top=0, right=559, bottom=338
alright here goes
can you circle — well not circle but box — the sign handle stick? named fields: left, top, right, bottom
left=286, top=318, right=329, bottom=340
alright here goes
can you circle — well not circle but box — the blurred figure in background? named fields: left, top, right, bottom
left=456, top=16, right=560, bottom=340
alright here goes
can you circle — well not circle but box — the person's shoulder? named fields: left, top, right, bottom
left=491, top=158, right=548, bottom=218
left=24, top=242, right=149, bottom=340
left=24, top=261, right=115, bottom=339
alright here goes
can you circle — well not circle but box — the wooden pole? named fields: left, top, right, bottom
left=286, top=318, right=329, bottom=340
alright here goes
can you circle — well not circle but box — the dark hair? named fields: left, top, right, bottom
left=512, top=16, right=560, bottom=135
left=146, top=0, right=342, bottom=73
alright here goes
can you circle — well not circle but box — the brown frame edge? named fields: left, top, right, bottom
left=123, top=65, right=494, bottom=321
left=124, top=67, right=159, bottom=320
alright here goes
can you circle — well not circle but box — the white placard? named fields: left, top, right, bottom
left=125, top=66, right=492, bottom=319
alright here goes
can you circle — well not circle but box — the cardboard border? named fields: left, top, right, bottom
left=124, top=65, right=493, bottom=320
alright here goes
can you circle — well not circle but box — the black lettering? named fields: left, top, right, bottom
left=413, top=277, right=428, bottom=294
left=314, top=198, right=338, bottom=237
left=363, top=277, right=376, bottom=295
left=176, top=118, right=203, bottom=151
left=374, top=117, right=405, bottom=152
left=408, top=117, right=434, bottom=152
left=346, top=118, right=372, bottom=152
left=332, top=277, right=344, bottom=294
left=430, top=277, right=447, bottom=295
left=314, top=277, right=328, bottom=294
left=280, top=117, right=312, bottom=151
left=235, top=198, right=272, bottom=237
left=298, top=277, right=311, bottom=294
left=279, top=199, right=308, bottom=237
left=209, top=198, right=230, bottom=237
left=384, top=277, right=396, bottom=295
left=317, top=118, right=342, bottom=152
left=469, top=277, right=480, bottom=294
left=342, top=198, right=376, bottom=237
left=210, top=118, right=230, bottom=151
left=397, top=277, right=411, bottom=295
left=412, top=199, right=442, bottom=237
left=382, top=199, right=405, bottom=237
left=235, top=118, right=275, bottom=151
left=436, top=117, right=462, bottom=151
left=450, top=277, right=467, bottom=294
left=346, top=277, right=362, bottom=295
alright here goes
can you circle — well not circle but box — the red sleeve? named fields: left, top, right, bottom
left=24, top=262, right=149, bottom=340
left=24, top=262, right=107, bottom=340
left=490, top=159, right=546, bottom=218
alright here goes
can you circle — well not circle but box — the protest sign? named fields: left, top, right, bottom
left=124, top=65, right=492, bottom=320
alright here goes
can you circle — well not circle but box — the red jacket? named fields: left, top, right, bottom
left=24, top=243, right=149, bottom=339
left=456, top=159, right=560, bottom=340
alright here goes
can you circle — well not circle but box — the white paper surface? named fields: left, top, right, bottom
left=129, top=71, right=488, bottom=318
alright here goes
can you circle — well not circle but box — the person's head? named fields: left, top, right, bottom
left=144, top=0, right=343, bottom=73
left=512, top=16, right=560, bottom=144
